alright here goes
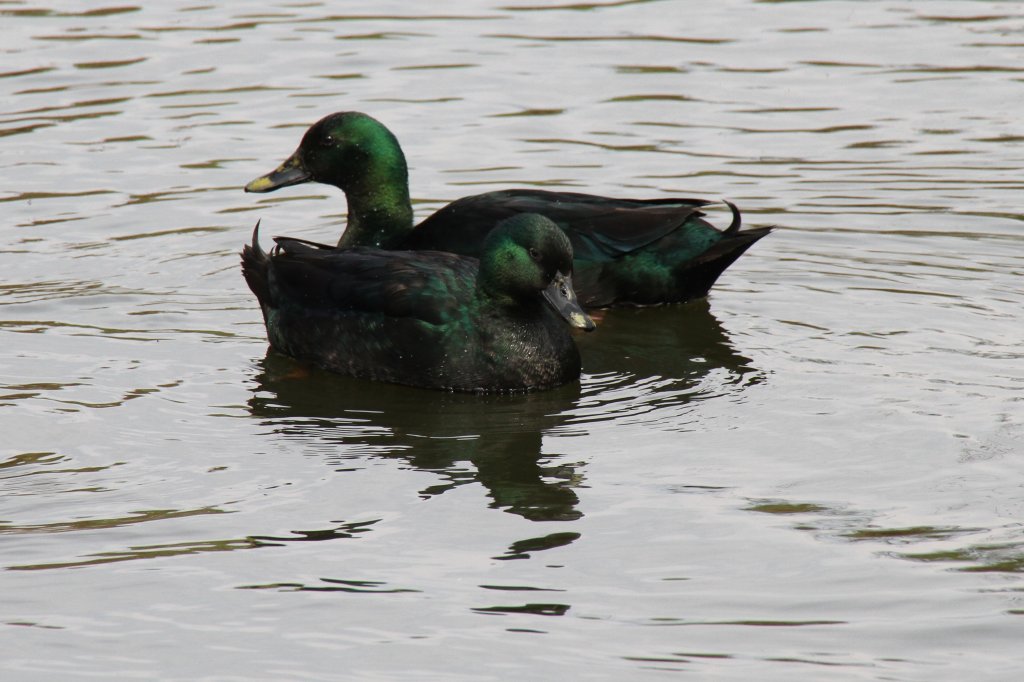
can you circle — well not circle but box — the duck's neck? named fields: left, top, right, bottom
left=336, top=166, right=414, bottom=250
left=475, top=280, right=541, bottom=323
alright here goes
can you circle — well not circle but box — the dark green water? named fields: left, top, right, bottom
left=2, top=2, right=1022, bottom=680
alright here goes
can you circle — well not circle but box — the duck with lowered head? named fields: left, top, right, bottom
left=241, top=213, right=595, bottom=393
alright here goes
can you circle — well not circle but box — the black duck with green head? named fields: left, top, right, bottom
left=245, top=111, right=773, bottom=308
left=241, top=213, right=595, bottom=392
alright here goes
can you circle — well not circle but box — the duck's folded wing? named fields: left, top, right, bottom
left=408, top=189, right=713, bottom=262
left=268, top=242, right=474, bottom=326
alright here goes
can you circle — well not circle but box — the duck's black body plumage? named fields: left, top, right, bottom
left=241, top=215, right=593, bottom=393
left=244, top=112, right=773, bottom=308
left=405, top=189, right=773, bottom=307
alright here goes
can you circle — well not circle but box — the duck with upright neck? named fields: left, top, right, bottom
left=245, top=111, right=772, bottom=308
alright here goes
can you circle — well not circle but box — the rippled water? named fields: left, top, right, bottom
left=2, top=1, right=1023, bottom=679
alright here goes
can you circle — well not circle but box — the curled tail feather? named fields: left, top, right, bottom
left=721, top=199, right=742, bottom=235
left=241, top=220, right=272, bottom=311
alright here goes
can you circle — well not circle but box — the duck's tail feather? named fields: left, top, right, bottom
left=721, top=199, right=742, bottom=235
left=241, top=220, right=272, bottom=311
left=677, top=224, right=774, bottom=300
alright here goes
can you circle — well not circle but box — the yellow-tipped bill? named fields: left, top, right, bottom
left=244, top=152, right=311, bottom=193
left=543, top=273, right=595, bottom=331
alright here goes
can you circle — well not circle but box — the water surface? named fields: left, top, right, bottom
left=2, top=1, right=1023, bottom=680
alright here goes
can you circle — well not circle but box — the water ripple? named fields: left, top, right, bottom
left=2, top=1, right=1023, bottom=678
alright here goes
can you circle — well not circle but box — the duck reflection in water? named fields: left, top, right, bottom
left=246, top=299, right=759, bottom=535
left=250, top=354, right=585, bottom=522
left=576, top=299, right=761, bottom=391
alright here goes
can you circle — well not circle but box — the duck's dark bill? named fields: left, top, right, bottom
left=543, top=273, right=595, bottom=331
left=245, top=153, right=311, bottom=193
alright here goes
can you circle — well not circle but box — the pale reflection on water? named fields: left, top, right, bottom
left=2, top=1, right=1023, bottom=679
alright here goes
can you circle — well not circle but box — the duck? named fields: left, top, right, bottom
left=241, top=213, right=596, bottom=393
left=244, top=111, right=773, bottom=308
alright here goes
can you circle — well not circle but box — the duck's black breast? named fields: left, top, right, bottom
left=467, top=302, right=583, bottom=392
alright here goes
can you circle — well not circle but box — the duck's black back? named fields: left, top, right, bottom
left=403, top=189, right=712, bottom=262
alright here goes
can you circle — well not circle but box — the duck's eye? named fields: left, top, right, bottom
left=528, top=247, right=541, bottom=261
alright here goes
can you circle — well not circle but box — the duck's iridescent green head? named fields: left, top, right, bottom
left=245, top=111, right=408, bottom=194
left=245, top=112, right=414, bottom=249
left=479, top=214, right=595, bottom=331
